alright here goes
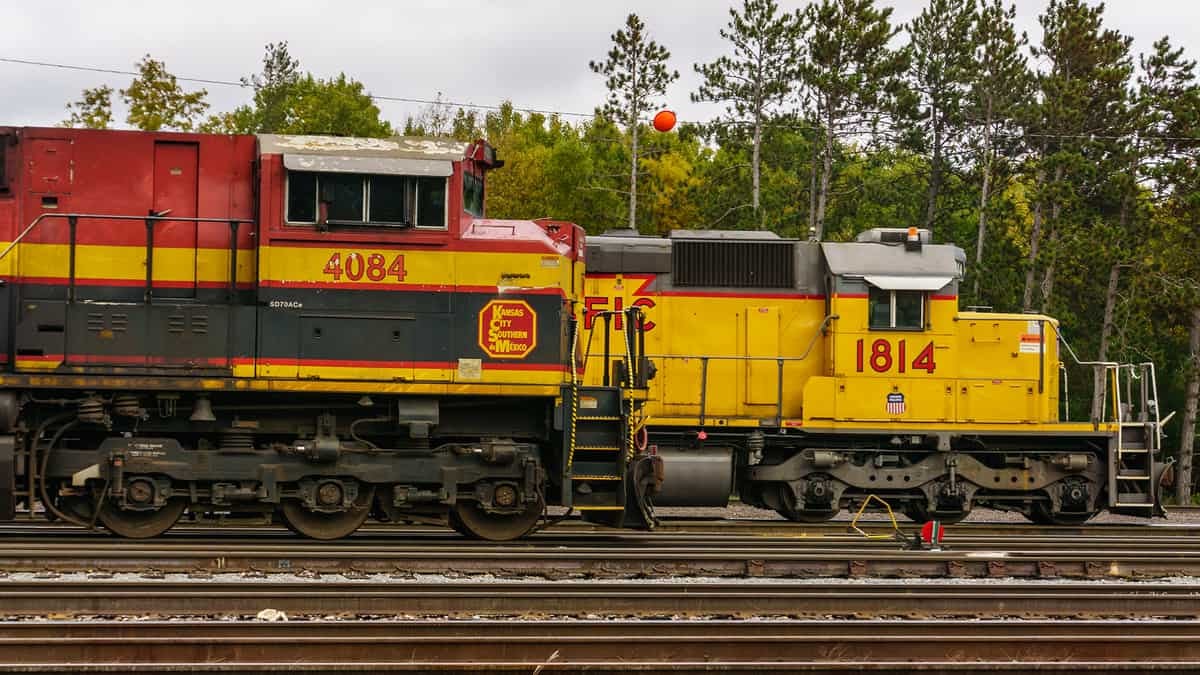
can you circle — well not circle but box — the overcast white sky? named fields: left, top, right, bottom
left=2, top=0, right=1197, bottom=130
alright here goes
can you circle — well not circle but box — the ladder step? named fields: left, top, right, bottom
left=572, top=475, right=622, bottom=481
left=576, top=446, right=620, bottom=452
left=575, top=505, right=625, bottom=511
left=1117, top=474, right=1151, bottom=480
left=1118, top=448, right=1148, bottom=454
left=578, top=416, right=622, bottom=422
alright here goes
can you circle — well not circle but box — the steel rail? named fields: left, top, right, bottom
left=2, top=538, right=1200, bottom=577
left=1, top=620, right=1199, bottom=671
left=6, top=514, right=1200, bottom=539
left=0, top=580, right=1198, bottom=618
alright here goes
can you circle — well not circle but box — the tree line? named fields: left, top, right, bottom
left=58, top=0, right=1200, bottom=502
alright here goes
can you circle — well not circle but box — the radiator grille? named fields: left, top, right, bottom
left=672, top=240, right=795, bottom=288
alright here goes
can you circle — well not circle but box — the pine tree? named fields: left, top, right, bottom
left=1021, top=0, right=1133, bottom=313
left=63, top=85, right=114, bottom=129
left=590, top=13, right=679, bottom=232
left=964, top=0, right=1030, bottom=301
left=800, top=0, right=908, bottom=240
left=1146, top=37, right=1200, bottom=502
left=121, top=55, right=209, bottom=131
left=692, top=0, right=802, bottom=228
left=242, top=42, right=302, bottom=133
left=905, top=0, right=977, bottom=233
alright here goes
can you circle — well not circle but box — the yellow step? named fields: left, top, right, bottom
left=572, top=474, right=622, bottom=481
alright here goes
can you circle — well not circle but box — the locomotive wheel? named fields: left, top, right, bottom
left=280, top=487, right=374, bottom=540
left=450, top=498, right=543, bottom=541
left=1028, top=502, right=1097, bottom=526
left=774, top=485, right=838, bottom=523
left=98, top=499, right=187, bottom=539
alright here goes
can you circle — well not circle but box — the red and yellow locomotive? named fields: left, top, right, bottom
left=0, top=127, right=654, bottom=539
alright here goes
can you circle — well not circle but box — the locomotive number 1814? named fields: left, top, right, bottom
left=854, top=338, right=937, bottom=374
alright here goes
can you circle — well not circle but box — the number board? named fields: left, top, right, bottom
left=855, top=338, right=937, bottom=374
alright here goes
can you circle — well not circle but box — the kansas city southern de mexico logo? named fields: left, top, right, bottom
left=478, top=300, right=537, bottom=359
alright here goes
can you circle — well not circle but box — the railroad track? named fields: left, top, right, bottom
left=1, top=537, right=1200, bottom=577
left=2, top=620, right=1199, bottom=671
left=5, top=516, right=1200, bottom=578
left=0, top=579, right=1199, bottom=619
left=4, top=512, right=1200, bottom=539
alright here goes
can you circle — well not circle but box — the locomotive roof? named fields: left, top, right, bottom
left=822, top=240, right=965, bottom=285
left=257, top=134, right=469, bottom=161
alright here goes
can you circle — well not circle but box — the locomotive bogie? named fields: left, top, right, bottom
left=15, top=389, right=558, bottom=538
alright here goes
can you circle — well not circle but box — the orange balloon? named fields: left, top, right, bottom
left=653, top=109, right=677, bottom=132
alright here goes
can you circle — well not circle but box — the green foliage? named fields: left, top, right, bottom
left=205, top=42, right=302, bottom=134
left=590, top=13, right=680, bottom=231
left=121, top=55, right=209, bottom=131
left=693, top=0, right=803, bottom=224
left=202, top=43, right=391, bottom=137
left=801, top=0, right=910, bottom=239
left=62, top=85, right=114, bottom=129
left=903, top=0, right=977, bottom=230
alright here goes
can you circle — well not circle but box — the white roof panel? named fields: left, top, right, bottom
left=865, top=275, right=955, bottom=291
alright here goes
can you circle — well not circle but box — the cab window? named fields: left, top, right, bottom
left=286, top=171, right=447, bottom=229
left=463, top=171, right=484, bottom=217
left=0, top=140, right=8, bottom=193
left=869, top=288, right=925, bottom=330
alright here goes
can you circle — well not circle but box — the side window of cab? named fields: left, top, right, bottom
left=869, top=287, right=925, bottom=330
left=463, top=170, right=484, bottom=217
left=286, top=171, right=447, bottom=229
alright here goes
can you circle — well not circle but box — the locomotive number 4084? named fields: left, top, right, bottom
left=855, top=338, right=937, bottom=374
left=323, top=252, right=407, bottom=282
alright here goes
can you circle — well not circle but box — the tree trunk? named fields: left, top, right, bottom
left=1091, top=262, right=1122, bottom=421
left=752, top=116, right=762, bottom=228
left=814, top=108, right=834, bottom=241
left=628, top=121, right=638, bottom=231
left=924, top=110, right=941, bottom=232
left=1021, top=170, right=1046, bottom=312
left=807, top=130, right=820, bottom=234
left=973, top=101, right=994, bottom=303
left=1176, top=305, right=1200, bottom=505
left=1039, top=224, right=1059, bottom=314
left=1039, top=164, right=1066, bottom=314
left=1092, top=182, right=1135, bottom=420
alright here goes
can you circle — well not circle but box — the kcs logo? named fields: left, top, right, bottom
left=583, top=296, right=656, bottom=332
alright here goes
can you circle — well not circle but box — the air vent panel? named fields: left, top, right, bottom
left=672, top=240, right=795, bottom=289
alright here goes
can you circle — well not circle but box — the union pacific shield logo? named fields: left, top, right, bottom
left=478, top=300, right=537, bottom=359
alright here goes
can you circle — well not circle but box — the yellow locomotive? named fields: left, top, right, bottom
left=583, top=227, right=1166, bottom=524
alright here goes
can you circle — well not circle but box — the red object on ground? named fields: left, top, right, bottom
left=920, top=520, right=945, bottom=545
